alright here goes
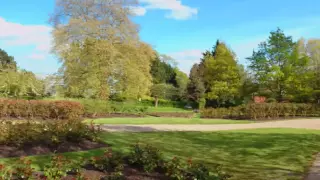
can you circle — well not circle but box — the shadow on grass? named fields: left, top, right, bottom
left=1, top=129, right=320, bottom=180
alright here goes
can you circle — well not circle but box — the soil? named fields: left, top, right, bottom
left=62, top=165, right=168, bottom=180
left=0, top=139, right=108, bottom=158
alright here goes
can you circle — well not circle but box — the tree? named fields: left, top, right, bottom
left=174, top=68, right=189, bottom=100
left=202, top=41, right=242, bottom=107
left=150, top=54, right=176, bottom=84
left=187, top=64, right=205, bottom=104
left=0, top=48, right=17, bottom=71
left=247, top=28, right=311, bottom=102
left=298, top=38, right=320, bottom=91
left=50, top=0, right=155, bottom=100
left=150, top=83, right=178, bottom=107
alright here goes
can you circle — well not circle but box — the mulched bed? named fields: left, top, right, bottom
left=86, top=113, right=145, bottom=119
left=0, top=139, right=108, bottom=158
left=61, top=165, right=168, bottom=180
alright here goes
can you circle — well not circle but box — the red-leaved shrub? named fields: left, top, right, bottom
left=0, top=99, right=84, bottom=120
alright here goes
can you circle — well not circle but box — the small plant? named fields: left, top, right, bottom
left=0, top=164, right=13, bottom=180
left=12, top=157, right=34, bottom=180
left=164, top=157, right=185, bottom=180
left=43, top=154, right=73, bottom=180
left=128, top=143, right=162, bottom=172
left=90, top=148, right=123, bottom=172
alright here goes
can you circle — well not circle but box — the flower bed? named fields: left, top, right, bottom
left=0, top=120, right=105, bottom=158
left=0, top=144, right=230, bottom=180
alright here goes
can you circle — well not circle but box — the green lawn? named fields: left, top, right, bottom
left=85, top=117, right=252, bottom=124
left=1, top=129, right=320, bottom=180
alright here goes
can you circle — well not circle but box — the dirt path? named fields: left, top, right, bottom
left=99, top=119, right=320, bottom=132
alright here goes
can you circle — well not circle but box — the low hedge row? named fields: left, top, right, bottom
left=201, top=103, right=320, bottom=120
left=0, top=99, right=84, bottom=120
left=80, top=99, right=148, bottom=117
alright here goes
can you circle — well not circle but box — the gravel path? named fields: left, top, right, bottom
left=99, top=119, right=320, bottom=132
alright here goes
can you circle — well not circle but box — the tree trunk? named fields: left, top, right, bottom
left=155, top=96, right=158, bottom=108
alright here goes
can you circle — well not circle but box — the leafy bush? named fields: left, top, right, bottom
left=0, top=120, right=100, bottom=147
left=201, top=103, right=320, bottom=120
left=165, top=157, right=231, bottom=180
left=78, top=99, right=148, bottom=117
left=0, top=99, right=84, bottom=120
left=43, top=154, right=75, bottom=180
left=128, top=143, right=163, bottom=172
left=90, top=148, right=124, bottom=172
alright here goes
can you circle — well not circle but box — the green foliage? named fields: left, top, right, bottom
left=43, top=154, right=74, bottom=180
left=90, top=148, right=123, bottom=172
left=0, top=48, right=17, bottom=71
left=174, top=68, right=189, bottom=99
left=201, top=103, right=320, bottom=120
left=247, top=28, right=312, bottom=102
left=0, top=99, right=84, bottom=120
left=187, top=64, right=205, bottom=104
left=128, top=143, right=163, bottom=172
left=150, top=54, right=176, bottom=84
left=0, top=70, right=45, bottom=99
left=203, top=41, right=242, bottom=106
left=12, top=158, right=34, bottom=179
left=151, top=83, right=179, bottom=100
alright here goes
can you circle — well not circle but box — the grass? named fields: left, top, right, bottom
left=1, top=128, right=320, bottom=180
left=85, top=117, right=252, bottom=125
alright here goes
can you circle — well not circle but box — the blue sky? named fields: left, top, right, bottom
left=0, top=0, right=320, bottom=75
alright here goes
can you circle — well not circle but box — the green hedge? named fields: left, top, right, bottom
left=79, top=99, right=148, bottom=116
left=0, top=99, right=84, bottom=120
left=201, top=103, right=320, bottom=120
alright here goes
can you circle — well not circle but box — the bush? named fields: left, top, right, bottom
left=201, top=103, right=320, bottom=120
left=128, top=143, right=163, bottom=173
left=0, top=99, right=84, bottom=120
left=0, top=120, right=100, bottom=147
left=78, top=99, right=148, bottom=117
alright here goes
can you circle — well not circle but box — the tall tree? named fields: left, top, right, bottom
left=174, top=68, right=189, bottom=100
left=50, top=0, right=155, bottom=100
left=150, top=54, right=176, bottom=84
left=186, top=64, right=205, bottom=107
left=248, top=28, right=311, bottom=102
left=0, top=48, right=17, bottom=71
left=202, top=41, right=242, bottom=107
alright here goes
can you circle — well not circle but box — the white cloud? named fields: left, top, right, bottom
left=130, top=6, right=147, bottom=16
left=137, top=0, right=197, bottom=20
left=169, top=49, right=203, bottom=74
left=27, top=53, right=47, bottom=60
left=0, top=17, right=52, bottom=54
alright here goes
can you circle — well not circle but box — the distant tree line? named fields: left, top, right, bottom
left=1, top=0, right=320, bottom=109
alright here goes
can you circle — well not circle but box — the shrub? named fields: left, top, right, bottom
left=201, top=103, right=320, bottom=120
left=0, top=99, right=84, bottom=120
left=90, top=148, right=124, bottom=172
left=128, top=143, right=163, bottom=172
left=0, top=120, right=100, bottom=147
left=43, top=154, right=74, bottom=180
